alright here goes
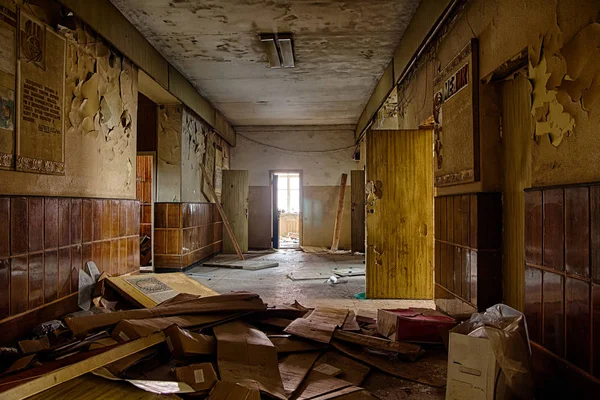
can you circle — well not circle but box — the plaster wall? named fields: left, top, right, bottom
left=0, top=19, right=138, bottom=199
left=232, top=126, right=356, bottom=249
left=157, top=105, right=182, bottom=202
left=181, top=107, right=208, bottom=203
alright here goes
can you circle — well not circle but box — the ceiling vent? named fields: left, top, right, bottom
left=260, top=33, right=295, bottom=68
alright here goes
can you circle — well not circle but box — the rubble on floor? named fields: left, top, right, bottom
left=0, top=267, right=459, bottom=399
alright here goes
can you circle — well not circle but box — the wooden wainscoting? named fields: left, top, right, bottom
left=0, top=197, right=140, bottom=320
left=524, top=184, right=600, bottom=379
left=154, top=202, right=223, bottom=271
left=434, top=193, right=503, bottom=315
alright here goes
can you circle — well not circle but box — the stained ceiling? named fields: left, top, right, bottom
left=109, top=0, right=421, bottom=126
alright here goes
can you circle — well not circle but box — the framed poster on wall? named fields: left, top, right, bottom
left=433, top=39, right=479, bottom=187
left=0, top=1, right=16, bottom=169
left=16, top=9, right=66, bottom=175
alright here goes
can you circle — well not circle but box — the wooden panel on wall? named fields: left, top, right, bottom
left=221, top=170, right=249, bottom=254
left=366, top=129, right=433, bottom=299
left=502, top=72, right=532, bottom=311
left=0, top=196, right=139, bottom=322
left=524, top=184, right=600, bottom=379
left=351, top=170, right=365, bottom=253
left=434, top=193, right=502, bottom=314
left=154, top=202, right=222, bottom=270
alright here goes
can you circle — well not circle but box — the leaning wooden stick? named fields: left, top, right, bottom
left=199, top=163, right=245, bottom=260
left=330, top=173, right=348, bottom=251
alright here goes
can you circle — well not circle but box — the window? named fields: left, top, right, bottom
left=276, top=173, right=300, bottom=214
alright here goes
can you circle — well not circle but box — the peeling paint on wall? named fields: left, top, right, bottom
left=157, top=105, right=182, bottom=202
left=181, top=107, right=208, bottom=202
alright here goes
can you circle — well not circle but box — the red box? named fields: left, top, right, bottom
left=377, top=308, right=456, bottom=343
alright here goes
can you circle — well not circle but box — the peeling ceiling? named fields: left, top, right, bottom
left=109, top=0, right=421, bottom=126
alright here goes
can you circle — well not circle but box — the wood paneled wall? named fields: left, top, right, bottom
left=154, top=203, right=222, bottom=270
left=524, top=184, right=600, bottom=378
left=136, top=156, right=153, bottom=239
left=435, top=193, right=503, bottom=315
left=0, top=197, right=140, bottom=320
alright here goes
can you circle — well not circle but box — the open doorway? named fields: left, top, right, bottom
left=272, top=171, right=302, bottom=249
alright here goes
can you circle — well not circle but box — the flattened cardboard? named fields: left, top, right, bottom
left=278, top=352, right=321, bottom=396
left=315, top=351, right=371, bottom=386
left=92, top=367, right=195, bottom=394
left=313, top=363, right=342, bottom=377
left=270, top=337, right=328, bottom=354
left=213, top=321, right=286, bottom=400
left=285, top=307, right=349, bottom=343
left=174, top=363, right=218, bottom=392
left=164, top=325, right=216, bottom=358
left=207, top=380, right=261, bottom=400
left=295, top=370, right=353, bottom=400
left=18, top=336, right=50, bottom=354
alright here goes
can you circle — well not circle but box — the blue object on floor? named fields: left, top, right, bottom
left=354, top=292, right=366, bottom=300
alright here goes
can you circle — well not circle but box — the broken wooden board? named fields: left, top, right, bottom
left=295, top=370, right=353, bottom=400
left=331, top=341, right=447, bottom=388
left=106, top=273, right=218, bottom=308
left=285, top=307, right=349, bottom=343
left=332, top=268, right=365, bottom=277
left=203, top=260, right=279, bottom=270
left=27, top=373, right=183, bottom=400
left=315, top=351, right=371, bottom=386
left=287, top=271, right=330, bottom=281
left=278, top=352, right=321, bottom=396
left=332, top=330, right=423, bottom=360
left=213, top=321, right=286, bottom=399
left=0, top=332, right=166, bottom=400
left=65, top=293, right=265, bottom=337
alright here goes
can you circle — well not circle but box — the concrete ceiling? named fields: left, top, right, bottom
left=110, top=0, right=421, bottom=126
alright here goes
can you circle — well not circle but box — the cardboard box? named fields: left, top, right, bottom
left=164, top=325, right=216, bottom=358
left=174, top=363, right=218, bottom=392
left=445, top=323, right=501, bottom=400
left=377, top=308, right=456, bottom=343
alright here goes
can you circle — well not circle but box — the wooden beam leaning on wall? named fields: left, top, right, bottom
left=331, top=173, right=348, bottom=251
left=199, top=163, right=245, bottom=260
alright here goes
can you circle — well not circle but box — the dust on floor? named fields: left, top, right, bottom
left=187, top=249, right=435, bottom=313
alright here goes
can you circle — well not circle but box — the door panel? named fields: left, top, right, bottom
left=351, top=170, right=366, bottom=253
left=366, top=129, right=434, bottom=299
left=222, top=170, right=249, bottom=253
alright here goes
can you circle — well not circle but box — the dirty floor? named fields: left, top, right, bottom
left=187, top=249, right=435, bottom=315
left=187, top=249, right=445, bottom=400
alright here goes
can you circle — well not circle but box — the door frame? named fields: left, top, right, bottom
left=137, top=151, right=157, bottom=272
left=269, top=169, right=303, bottom=248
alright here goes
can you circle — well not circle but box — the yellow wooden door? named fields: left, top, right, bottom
left=366, top=129, right=434, bottom=299
left=222, top=170, right=249, bottom=253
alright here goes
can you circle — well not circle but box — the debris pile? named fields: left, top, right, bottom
left=0, top=270, right=453, bottom=399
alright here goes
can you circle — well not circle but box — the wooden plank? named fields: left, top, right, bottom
left=106, top=272, right=218, bottom=308
left=0, top=292, right=78, bottom=346
left=331, top=174, right=348, bottom=252
left=279, top=352, right=321, bottom=396
left=332, top=330, right=423, bottom=360
left=0, top=332, right=165, bottom=400
left=222, top=170, right=249, bottom=254
left=350, top=170, right=366, bottom=253
left=200, top=163, right=245, bottom=260
left=285, top=308, right=349, bottom=343
left=366, top=129, right=434, bottom=299
left=331, top=341, right=447, bottom=388
left=27, top=373, right=182, bottom=400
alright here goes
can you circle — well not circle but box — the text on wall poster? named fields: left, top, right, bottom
left=16, top=10, right=66, bottom=175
